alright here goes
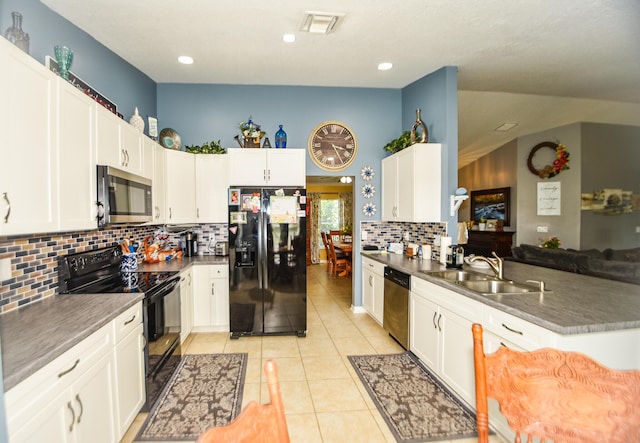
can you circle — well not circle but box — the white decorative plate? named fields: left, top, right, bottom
left=362, top=202, right=376, bottom=216
left=361, top=166, right=374, bottom=181
left=361, top=183, right=375, bottom=198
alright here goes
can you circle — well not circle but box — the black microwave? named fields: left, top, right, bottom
left=97, top=165, right=153, bottom=228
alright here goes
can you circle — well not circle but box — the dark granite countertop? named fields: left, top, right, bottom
left=137, top=255, right=228, bottom=272
left=362, top=251, right=640, bottom=335
left=1, top=255, right=228, bottom=392
left=0, top=293, right=143, bottom=391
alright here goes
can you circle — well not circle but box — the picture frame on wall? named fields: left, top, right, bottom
left=470, top=187, right=511, bottom=226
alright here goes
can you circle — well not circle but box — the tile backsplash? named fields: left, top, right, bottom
left=360, top=221, right=448, bottom=260
left=0, top=224, right=228, bottom=314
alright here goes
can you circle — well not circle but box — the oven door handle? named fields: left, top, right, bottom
left=145, top=277, right=180, bottom=304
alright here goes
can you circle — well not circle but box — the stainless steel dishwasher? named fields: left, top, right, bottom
left=383, top=266, right=411, bottom=349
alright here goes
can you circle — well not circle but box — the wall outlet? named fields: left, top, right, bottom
left=403, top=231, right=410, bottom=241
left=434, top=235, right=441, bottom=246
left=0, top=258, right=11, bottom=281
left=636, top=226, right=640, bottom=234
left=537, top=226, right=548, bottom=233
left=361, top=229, right=368, bottom=240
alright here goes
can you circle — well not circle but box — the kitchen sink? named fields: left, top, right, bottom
left=421, top=270, right=489, bottom=282
left=457, top=279, right=535, bottom=294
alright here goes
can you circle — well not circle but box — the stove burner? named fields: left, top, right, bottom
left=78, top=271, right=178, bottom=294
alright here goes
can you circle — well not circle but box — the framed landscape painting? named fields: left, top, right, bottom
left=470, top=187, right=511, bottom=226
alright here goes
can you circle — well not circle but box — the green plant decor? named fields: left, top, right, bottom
left=184, top=139, right=226, bottom=154
left=383, top=130, right=413, bottom=154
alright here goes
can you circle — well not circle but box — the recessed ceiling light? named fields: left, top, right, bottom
left=178, top=55, right=194, bottom=65
left=494, top=122, right=519, bottom=132
left=283, top=34, right=296, bottom=43
left=378, top=62, right=393, bottom=71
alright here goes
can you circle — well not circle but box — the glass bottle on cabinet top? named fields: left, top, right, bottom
left=275, top=124, right=287, bottom=148
left=4, top=11, right=30, bottom=54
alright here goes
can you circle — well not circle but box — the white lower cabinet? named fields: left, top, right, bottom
left=6, top=323, right=117, bottom=443
left=410, top=278, right=478, bottom=406
left=361, top=257, right=384, bottom=324
left=113, top=304, right=145, bottom=438
left=192, top=265, right=230, bottom=332
left=180, top=269, right=194, bottom=343
left=6, top=302, right=145, bottom=443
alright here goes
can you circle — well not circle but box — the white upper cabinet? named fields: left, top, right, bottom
left=195, top=154, right=228, bottom=223
left=0, top=38, right=58, bottom=235
left=56, top=78, right=97, bottom=231
left=381, top=143, right=442, bottom=222
left=164, top=149, right=196, bottom=223
left=228, top=149, right=305, bottom=186
left=95, top=107, right=145, bottom=177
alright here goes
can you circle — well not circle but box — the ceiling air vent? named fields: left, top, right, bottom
left=301, top=11, right=344, bottom=34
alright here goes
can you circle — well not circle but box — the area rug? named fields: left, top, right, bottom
left=136, top=353, right=248, bottom=441
left=348, top=352, right=478, bottom=442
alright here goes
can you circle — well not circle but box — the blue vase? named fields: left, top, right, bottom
left=275, top=124, right=287, bottom=148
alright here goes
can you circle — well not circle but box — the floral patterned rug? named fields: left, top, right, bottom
left=348, top=352, right=478, bottom=442
left=136, top=353, right=248, bottom=441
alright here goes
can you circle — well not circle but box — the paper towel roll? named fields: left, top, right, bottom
left=439, top=236, right=452, bottom=264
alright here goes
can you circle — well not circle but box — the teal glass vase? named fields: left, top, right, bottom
left=275, top=125, right=287, bottom=149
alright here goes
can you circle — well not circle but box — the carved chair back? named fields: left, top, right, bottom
left=472, top=323, right=640, bottom=443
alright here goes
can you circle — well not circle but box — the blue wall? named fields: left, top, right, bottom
left=0, top=0, right=157, bottom=124
left=2, top=0, right=459, bottom=306
left=402, top=66, right=459, bottom=235
left=158, top=83, right=402, bottom=306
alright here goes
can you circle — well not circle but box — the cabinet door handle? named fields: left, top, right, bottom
left=501, top=323, right=523, bottom=335
left=211, top=282, right=215, bottom=296
left=2, top=192, right=10, bottom=223
left=58, top=359, right=80, bottom=378
left=121, top=149, right=126, bottom=166
left=125, top=149, right=130, bottom=166
left=432, top=312, right=438, bottom=329
left=124, top=314, right=136, bottom=325
left=75, top=394, right=83, bottom=424
left=369, top=275, right=373, bottom=286
left=67, top=401, right=76, bottom=432
left=437, top=314, right=442, bottom=332
left=263, top=169, right=267, bottom=182
left=169, top=207, right=172, bottom=219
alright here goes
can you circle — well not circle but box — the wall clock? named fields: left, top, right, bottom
left=308, top=121, right=357, bottom=171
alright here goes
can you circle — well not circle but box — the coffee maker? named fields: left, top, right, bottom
left=446, top=244, right=464, bottom=268
left=181, top=231, right=198, bottom=257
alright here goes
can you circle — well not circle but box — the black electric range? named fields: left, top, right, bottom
left=58, top=245, right=183, bottom=411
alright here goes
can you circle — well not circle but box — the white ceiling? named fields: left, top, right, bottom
left=42, top=0, right=640, bottom=167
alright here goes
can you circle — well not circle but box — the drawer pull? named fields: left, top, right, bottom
left=58, top=359, right=80, bottom=378
left=501, top=323, right=523, bottom=335
left=432, top=312, right=438, bottom=329
left=124, top=314, right=136, bottom=326
left=437, top=314, right=442, bottom=332
left=75, top=394, right=83, bottom=423
left=67, top=402, right=75, bottom=432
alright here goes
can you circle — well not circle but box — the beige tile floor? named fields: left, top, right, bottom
left=121, top=264, right=503, bottom=443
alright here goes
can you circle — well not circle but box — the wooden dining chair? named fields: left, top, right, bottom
left=197, top=360, right=290, bottom=443
left=326, top=234, right=350, bottom=277
left=320, top=232, right=333, bottom=273
left=471, top=323, right=640, bottom=443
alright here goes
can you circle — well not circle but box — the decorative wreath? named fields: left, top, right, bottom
left=527, top=141, right=570, bottom=179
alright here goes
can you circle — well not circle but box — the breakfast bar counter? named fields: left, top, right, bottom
left=362, top=251, right=640, bottom=335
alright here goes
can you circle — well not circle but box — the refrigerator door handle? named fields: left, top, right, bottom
left=257, top=210, right=264, bottom=289
left=260, top=208, right=269, bottom=290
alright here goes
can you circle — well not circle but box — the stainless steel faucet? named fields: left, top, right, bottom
left=468, top=252, right=504, bottom=279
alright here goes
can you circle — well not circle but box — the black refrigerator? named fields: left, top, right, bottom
left=228, top=187, right=307, bottom=338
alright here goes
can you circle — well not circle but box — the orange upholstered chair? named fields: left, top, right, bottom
left=471, top=323, right=640, bottom=443
left=197, top=360, right=289, bottom=443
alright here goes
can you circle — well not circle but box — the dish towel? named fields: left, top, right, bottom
left=457, top=222, right=468, bottom=244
